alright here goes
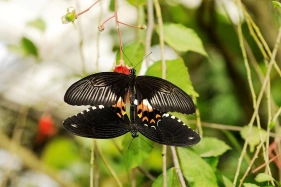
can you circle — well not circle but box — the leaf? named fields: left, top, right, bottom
left=222, top=175, right=233, bottom=187
left=177, top=148, right=217, bottom=187
left=27, top=18, right=46, bottom=32
left=42, top=137, right=79, bottom=169
left=243, top=183, right=260, bottom=187
left=191, top=137, right=231, bottom=157
left=127, top=0, right=146, bottom=6
left=145, top=58, right=199, bottom=97
left=116, top=41, right=145, bottom=74
left=158, top=23, right=208, bottom=57
left=21, top=37, right=39, bottom=59
left=152, top=168, right=181, bottom=187
left=255, top=173, right=275, bottom=183
left=240, top=126, right=267, bottom=152
left=122, top=133, right=153, bottom=170
left=272, top=1, right=281, bottom=8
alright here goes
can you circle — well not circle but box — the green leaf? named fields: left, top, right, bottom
left=240, top=126, right=267, bottom=152
left=21, top=37, right=39, bottom=58
left=191, top=137, right=231, bottom=157
left=42, top=137, right=79, bottom=169
left=222, top=175, right=233, bottom=187
left=178, top=148, right=217, bottom=187
left=116, top=41, right=145, bottom=74
left=152, top=168, right=181, bottom=187
left=272, top=1, right=281, bottom=8
left=145, top=58, right=198, bottom=97
left=127, top=0, right=146, bottom=6
left=203, top=157, right=219, bottom=170
left=27, top=18, right=46, bottom=32
left=122, top=133, right=153, bottom=170
left=255, top=173, right=275, bottom=183
left=243, top=183, right=260, bottom=187
left=158, top=23, right=208, bottom=57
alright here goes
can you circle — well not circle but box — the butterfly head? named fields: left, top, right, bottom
left=130, top=125, right=139, bottom=138
left=129, top=68, right=136, bottom=76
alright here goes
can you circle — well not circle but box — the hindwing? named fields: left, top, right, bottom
left=136, top=101, right=200, bottom=146
left=63, top=105, right=130, bottom=139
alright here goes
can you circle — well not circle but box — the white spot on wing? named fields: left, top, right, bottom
left=163, top=114, right=169, bottom=117
left=98, top=105, right=104, bottom=109
left=92, top=106, right=96, bottom=110
left=71, top=124, right=77, bottom=128
left=171, top=116, right=175, bottom=119
left=86, top=108, right=90, bottom=112
left=81, top=111, right=84, bottom=114
left=151, top=126, right=156, bottom=129
left=143, top=99, right=153, bottom=109
left=134, top=99, right=138, bottom=105
left=188, top=137, right=194, bottom=140
left=144, top=124, right=148, bottom=127
left=177, top=119, right=181, bottom=122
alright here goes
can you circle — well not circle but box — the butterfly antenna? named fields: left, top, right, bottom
left=121, top=47, right=134, bottom=67
left=139, top=136, right=154, bottom=148
left=133, top=52, right=152, bottom=69
left=127, top=138, right=135, bottom=150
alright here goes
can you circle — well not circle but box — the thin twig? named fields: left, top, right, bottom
left=171, top=147, right=186, bottom=187
left=145, top=0, right=154, bottom=67
left=90, top=140, right=95, bottom=187
left=114, top=0, right=123, bottom=61
left=239, top=142, right=264, bottom=187
left=252, top=153, right=281, bottom=173
left=77, top=0, right=101, bottom=16
left=193, top=120, right=279, bottom=138
left=96, top=142, right=123, bottom=187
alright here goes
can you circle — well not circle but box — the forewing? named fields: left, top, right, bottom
left=63, top=105, right=130, bottom=139
left=137, top=112, right=200, bottom=147
left=135, top=76, right=195, bottom=114
left=64, top=72, right=129, bottom=106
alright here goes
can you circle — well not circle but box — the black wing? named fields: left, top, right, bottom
left=64, top=72, right=129, bottom=106
left=137, top=112, right=200, bottom=147
left=135, top=76, right=195, bottom=114
left=63, top=106, right=130, bottom=139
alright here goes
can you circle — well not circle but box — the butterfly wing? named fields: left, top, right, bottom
left=64, top=72, right=129, bottom=106
left=135, top=76, right=195, bottom=114
left=63, top=105, right=130, bottom=139
left=137, top=111, right=200, bottom=147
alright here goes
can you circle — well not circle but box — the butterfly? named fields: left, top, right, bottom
left=63, top=99, right=200, bottom=147
left=64, top=65, right=195, bottom=114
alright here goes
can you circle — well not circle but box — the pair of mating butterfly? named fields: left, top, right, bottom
left=63, top=65, right=200, bottom=147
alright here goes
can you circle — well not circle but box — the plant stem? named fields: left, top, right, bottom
left=114, top=0, right=123, bottom=61
left=171, top=147, right=186, bottom=187
left=96, top=142, right=123, bottom=187
left=90, top=140, right=95, bottom=187
left=145, top=0, right=154, bottom=67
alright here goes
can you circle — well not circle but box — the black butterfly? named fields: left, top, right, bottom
left=64, top=68, right=195, bottom=114
left=63, top=100, right=200, bottom=147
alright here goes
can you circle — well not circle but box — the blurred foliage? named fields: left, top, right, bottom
left=1, top=0, right=281, bottom=187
